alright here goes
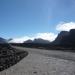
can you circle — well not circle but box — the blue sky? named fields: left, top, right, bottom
left=0, top=0, right=75, bottom=41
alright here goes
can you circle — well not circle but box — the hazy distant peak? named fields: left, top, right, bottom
left=0, top=37, right=8, bottom=44
left=23, top=38, right=50, bottom=44
left=24, top=39, right=33, bottom=43
left=32, top=38, right=50, bottom=44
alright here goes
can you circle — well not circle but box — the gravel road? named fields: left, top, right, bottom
left=0, top=46, right=75, bottom=75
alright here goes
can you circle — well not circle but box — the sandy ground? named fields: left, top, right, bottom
left=0, top=46, right=75, bottom=75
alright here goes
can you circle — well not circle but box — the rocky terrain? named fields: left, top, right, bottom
left=0, top=37, right=28, bottom=71
left=0, top=44, right=28, bottom=71
left=0, top=46, right=75, bottom=75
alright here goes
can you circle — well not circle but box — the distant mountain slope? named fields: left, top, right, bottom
left=61, top=29, right=75, bottom=46
left=24, top=38, right=50, bottom=44
left=52, top=29, right=75, bottom=47
left=24, top=39, right=33, bottom=43
left=0, top=37, right=8, bottom=44
left=52, top=31, right=69, bottom=45
left=8, top=29, right=75, bottom=48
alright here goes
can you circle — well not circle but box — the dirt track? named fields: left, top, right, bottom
left=0, top=46, right=75, bottom=75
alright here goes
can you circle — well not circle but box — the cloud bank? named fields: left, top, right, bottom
left=9, top=33, right=57, bottom=43
left=9, top=22, right=75, bottom=43
left=56, top=22, right=75, bottom=31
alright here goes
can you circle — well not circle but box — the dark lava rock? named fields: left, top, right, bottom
left=0, top=37, right=28, bottom=71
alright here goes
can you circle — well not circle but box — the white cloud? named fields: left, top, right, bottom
left=56, top=22, right=75, bottom=31
left=9, top=36, right=34, bottom=43
left=35, top=33, right=57, bottom=41
left=9, top=33, right=57, bottom=43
